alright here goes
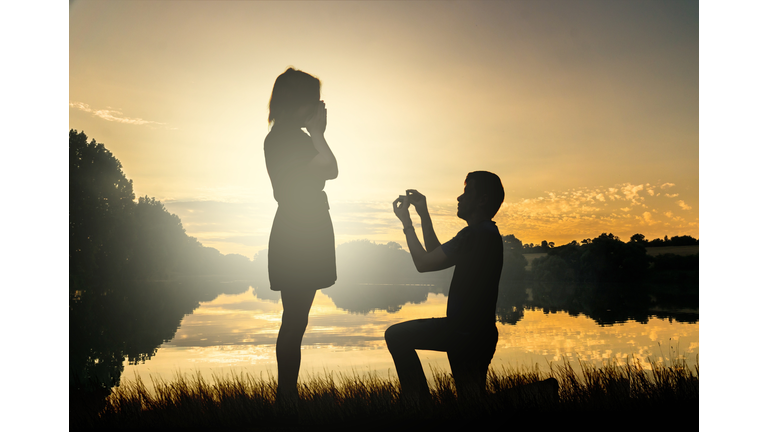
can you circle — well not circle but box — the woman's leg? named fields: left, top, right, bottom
left=276, top=289, right=317, bottom=396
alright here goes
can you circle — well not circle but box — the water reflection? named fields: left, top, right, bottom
left=120, top=286, right=698, bottom=392
left=324, top=280, right=449, bottom=314
left=71, top=268, right=698, bottom=407
left=69, top=277, right=251, bottom=409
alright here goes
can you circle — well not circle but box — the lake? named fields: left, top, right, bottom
left=119, top=282, right=699, bottom=389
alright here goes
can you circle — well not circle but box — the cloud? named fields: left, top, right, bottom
left=489, top=180, right=698, bottom=246
left=661, top=183, right=675, bottom=189
left=621, top=183, right=644, bottom=201
left=607, top=188, right=620, bottom=200
left=665, top=193, right=679, bottom=198
left=647, top=189, right=655, bottom=196
left=642, top=212, right=658, bottom=225
left=677, top=200, right=692, bottom=210
left=69, top=101, right=170, bottom=128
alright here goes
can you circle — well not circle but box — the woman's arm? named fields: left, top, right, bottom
left=305, top=101, right=338, bottom=180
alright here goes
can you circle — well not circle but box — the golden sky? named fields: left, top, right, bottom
left=69, top=0, right=699, bottom=258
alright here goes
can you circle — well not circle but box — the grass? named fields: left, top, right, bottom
left=72, top=355, right=698, bottom=430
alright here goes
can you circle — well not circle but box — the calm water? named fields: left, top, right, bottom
left=120, top=284, right=699, bottom=388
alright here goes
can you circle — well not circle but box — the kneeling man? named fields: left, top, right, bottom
left=388, top=171, right=504, bottom=402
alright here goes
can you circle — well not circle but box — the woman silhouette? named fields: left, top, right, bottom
left=264, top=68, right=338, bottom=401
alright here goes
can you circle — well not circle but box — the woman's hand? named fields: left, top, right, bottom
left=393, top=195, right=413, bottom=228
left=305, top=99, right=337, bottom=180
left=305, top=100, right=327, bottom=136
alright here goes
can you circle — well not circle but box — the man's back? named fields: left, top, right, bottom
left=442, top=220, right=503, bottom=329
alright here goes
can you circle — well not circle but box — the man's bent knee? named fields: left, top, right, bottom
left=385, top=321, right=416, bottom=353
left=384, top=324, right=400, bottom=350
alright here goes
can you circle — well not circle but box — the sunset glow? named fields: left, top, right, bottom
left=69, top=1, right=698, bottom=258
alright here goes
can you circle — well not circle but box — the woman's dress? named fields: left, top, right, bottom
left=264, top=125, right=336, bottom=291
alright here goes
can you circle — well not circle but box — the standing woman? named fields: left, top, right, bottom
left=264, top=68, right=338, bottom=401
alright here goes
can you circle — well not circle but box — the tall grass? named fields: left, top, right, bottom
left=73, top=356, right=698, bottom=430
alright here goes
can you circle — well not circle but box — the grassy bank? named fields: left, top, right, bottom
left=72, top=356, right=698, bottom=430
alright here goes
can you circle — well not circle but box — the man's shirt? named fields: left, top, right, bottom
left=440, top=220, right=503, bottom=330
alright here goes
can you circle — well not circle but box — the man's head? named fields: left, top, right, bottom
left=457, top=171, right=505, bottom=221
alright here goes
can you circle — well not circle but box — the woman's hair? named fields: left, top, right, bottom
left=268, top=67, right=321, bottom=125
left=466, top=171, right=505, bottom=218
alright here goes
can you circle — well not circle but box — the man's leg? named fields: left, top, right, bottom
left=385, top=318, right=453, bottom=401
left=447, top=325, right=498, bottom=401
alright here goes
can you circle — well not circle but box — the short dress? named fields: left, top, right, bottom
left=264, top=125, right=337, bottom=291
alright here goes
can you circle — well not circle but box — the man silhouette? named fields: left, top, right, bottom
left=388, top=171, right=504, bottom=402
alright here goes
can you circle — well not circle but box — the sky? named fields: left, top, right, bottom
left=69, top=0, right=699, bottom=258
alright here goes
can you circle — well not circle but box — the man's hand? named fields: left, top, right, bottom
left=393, top=195, right=413, bottom=227
left=395, top=193, right=453, bottom=272
left=406, top=189, right=428, bottom=217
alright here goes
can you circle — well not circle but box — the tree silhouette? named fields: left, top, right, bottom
left=669, top=235, right=698, bottom=246
left=69, top=130, right=255, bottom=284
left=502, top=234, right=524, bottom=250
left=501, top=234, right=528, bottom=282
left=70, top=130, right=136, bottom=291
left=69, top=130, right=257, bottom=415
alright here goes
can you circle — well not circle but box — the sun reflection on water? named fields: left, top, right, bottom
left=121, top=287, right=698, bottom=388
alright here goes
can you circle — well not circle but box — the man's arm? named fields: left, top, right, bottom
left=406, top=189, right=440, bottom=252
left=393, top=195, right=454, bottom=272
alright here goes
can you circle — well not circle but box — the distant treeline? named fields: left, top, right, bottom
left=507, top=232, right=698, bottom=254
left=502, top=232, right=699, bottom=322
left=502, top=231, right=697, bottom=288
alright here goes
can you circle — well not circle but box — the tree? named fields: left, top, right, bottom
left=70, top=130, right=136, bottom=289
left=503, top=234, right=523, bottom=250
left=69, top=130, right=254, bottom=283
left=533, top=232, right=651, bottom=286
left=127, top=196, right=192, bottom=278
left=630, top=233, right=648, bottom=245
left=501, top=234, right=528, bottom=281
left=646, top=235, right=698, bottom=247
left=669, top=235, right=698, bottom=246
